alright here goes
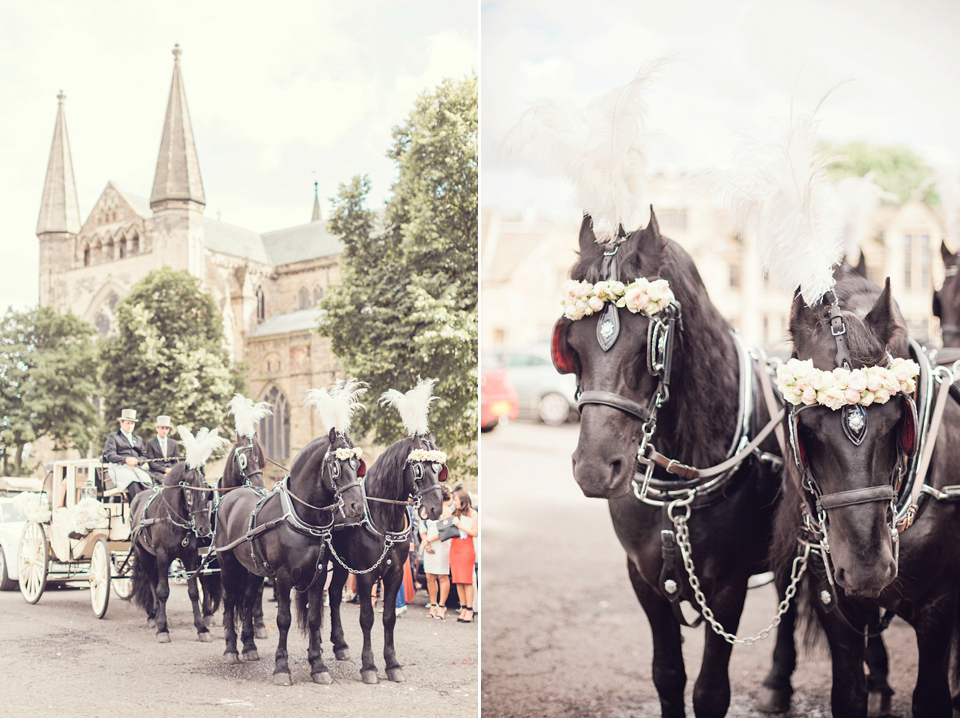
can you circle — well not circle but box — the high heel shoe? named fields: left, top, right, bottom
left=434, top=606, right=447, bottom=620
left=457, top=606, right=474, bottom=623
left=426, top=603, right=437, bottom=618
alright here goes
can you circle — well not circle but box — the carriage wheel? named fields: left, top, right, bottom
left=89, top=538, right=111, bottom=618
left=111, top=552, right=133, bottom=600
left=18, top=522, right=48, bottom=604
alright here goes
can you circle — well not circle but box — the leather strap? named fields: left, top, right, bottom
left=578, top=390, right=650, bottom=421
left=818, top=485, right=895, bottom=511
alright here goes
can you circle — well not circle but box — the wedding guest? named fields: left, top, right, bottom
left=449, top=485, right=478, bottom=623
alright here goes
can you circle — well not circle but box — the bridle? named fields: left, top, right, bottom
left=406, top=436, right=448, bottom=512
left=233, top=436, right=264, bottom=488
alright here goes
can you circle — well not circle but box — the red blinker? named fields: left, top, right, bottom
left=551, top=319, right=577, bottom=375
left=900, top=398, right=917, bottom=456
left=439, top=466, right=448, bottom=482
left=357, top=460, right=366, bottom=477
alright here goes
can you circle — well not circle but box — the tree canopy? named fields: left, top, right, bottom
left=0, top=306, right=98, bottom=474
left=823, top=141, right=937, bottom=205
left=319, top=75, right=478, bottom=467
left=97, top=268, right=245, bottom=444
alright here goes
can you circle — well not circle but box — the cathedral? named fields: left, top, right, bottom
left=35, top=46, right=342, bottom=470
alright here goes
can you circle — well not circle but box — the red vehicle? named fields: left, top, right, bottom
left=480, top=355, right=519, bottom=432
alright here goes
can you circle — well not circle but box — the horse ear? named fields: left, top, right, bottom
left=327, top=427, right=337, bottom=445
left=625, top=205, right=666, bottom=273
left=854, top=251, right=868, bottom=278
left=425, top=430, right=437, bottom=445
left=577, top=214, right=604, bottom=266
left=942, top=240, right=956, bottom=265
left=864, top=278, right=905, bottom=348
left=788, top=289, right=817, bottom=344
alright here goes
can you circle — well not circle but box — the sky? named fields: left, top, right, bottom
left=482, top=0, right=960, bottom=222
left=0, top=1, right=477, bottom=310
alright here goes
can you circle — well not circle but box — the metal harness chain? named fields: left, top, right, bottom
left=668, top=497, right=809, bottom=645
left=326, top=530, right=406, bottom=575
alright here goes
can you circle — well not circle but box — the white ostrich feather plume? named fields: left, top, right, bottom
left=502, top=62, right=665, bottom=242
left=934, top=168, right=960, bottom=247
left=178, top=425, right=231, bottom=469
left=227, top=394, right=272, bottom=439
left=379, top=377, right=438, bottom=436
left=834, top=173, right=895, bottom=261
left=715, top=101, right=844, bottom=306
left=304, top=378, right=367, bottom=434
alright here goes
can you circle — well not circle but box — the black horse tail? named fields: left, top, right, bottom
left=296, top=587, right=311, bottom=634
left=200, top=570, right=222, bottom=615
left=132, top=543, right=157, bottom=612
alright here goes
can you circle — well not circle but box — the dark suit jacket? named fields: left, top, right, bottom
left=145, top=436, right=180, bottom=474
left=103, top=431, right=146, bottom=464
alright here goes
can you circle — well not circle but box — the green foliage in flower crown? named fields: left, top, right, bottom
left=0, top=306, right=99, bottom=474
left=97, top=268, right=246, bottom=446
left=319, top=75, right=477, bottom=476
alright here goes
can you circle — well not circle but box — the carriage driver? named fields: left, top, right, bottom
left=102, top=408, right=153, bottom=502
left=145, top=414, right=180, bottom=479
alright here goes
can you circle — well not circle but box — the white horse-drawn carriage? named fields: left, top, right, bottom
left=17, top=458, right=135, bottom=617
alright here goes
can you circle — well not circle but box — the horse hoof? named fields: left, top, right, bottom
left=361, top=670, right=379, bottom=685
left=255, top=627, right=268, bottom=639
left=156, top=632, right=171, bottom=644
left=242, top=650, right=259, bottom=662
left=312, top=672, right=333, bottom=685
left=147, top=618, right=157, bottom=629
left=868, top=691, right=892, bottom=718
left=223, top=653, right=240, bottom=665
left=198, top=632, right=211, bottom=643
left=272, top=672, right=292, bottom=686
left=334, top=648, right=350, bottom=661
left=386, top=667, right=405, bottom=683
left=756, top=687, right=791, bottom=713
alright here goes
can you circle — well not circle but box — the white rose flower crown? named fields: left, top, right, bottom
left=777, top=357, right=920, bottom=410
left=561, top=277, right=675, bottom=321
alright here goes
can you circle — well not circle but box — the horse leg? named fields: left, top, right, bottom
left=355, top=572, right=379, bottom=684
left=628, top=558, right=686, bottom=718
left=328, top=562, right=350, bottom=661
left=154, top=550, right=172, bottom=643
left=306, top=578, right=333, bottom=684
left=184, top=553, right=210, bottom=642
left=758, top=575, right=798, bottom=713
left=200, top=567, right=220, bottom=628
left=820, top=609, right=869, bottom=718
left=912, top=596, right=956, bottom=718
left=692, top=580, right=748, bottom=718
left=254, top=583, right=267, bottom=639
left=272, top=576, right=293, bottom=685
left=220, top=554, right=242, bottom=664
left=240, top=572, right=263, bottom=661
left=865, top=630, right=894, bottom=717
left=381, top=561, right=405, bottom=683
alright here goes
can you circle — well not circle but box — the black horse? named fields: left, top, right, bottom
left=323, top=432, right=446, bottom=684
left=934, top=241, right=960, bottom=349
left=130, top=462, right=220, bottom=642
left=553, top=212, right=793, bottom=718
left=219, top=433, right=269, bottom=639
left=214, top=428, right=364, bottom=685
left=772, top=268, right=960, bottom=717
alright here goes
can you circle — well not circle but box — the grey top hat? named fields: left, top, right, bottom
left=117, top=408, right=138, bottom=423
left=155, top=415, right=172, bottom=428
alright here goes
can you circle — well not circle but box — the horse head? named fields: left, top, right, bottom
left=934, top=241, right=960, bottom=347
left=405, top=432, right=446, bottom=521
left=554, top=210, right=676, bottom=498
left=325, top=428, right=365, bottom=521
left=230, top=434, right=265, bottom=488
left=168, top=463, right=214, bottom=538
left=787, top=277, right=915, bottom=598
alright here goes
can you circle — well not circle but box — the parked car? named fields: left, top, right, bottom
left=481, top=356, right=519, bottom=432
left=491, top=344, right=578, bottom=426
left=0, top=496, right=26, bottom=590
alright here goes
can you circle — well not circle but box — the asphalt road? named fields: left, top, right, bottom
left=0, top=576, right=478, bottom=717
left=480, top=420, right=920, bottom=718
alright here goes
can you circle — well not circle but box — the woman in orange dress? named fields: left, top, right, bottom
left=448, top=485, right=479, bottom=623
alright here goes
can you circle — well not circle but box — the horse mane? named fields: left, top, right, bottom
left=572, top=233, right=740, bottom=469
left=364, top=437, right=413, bottom=529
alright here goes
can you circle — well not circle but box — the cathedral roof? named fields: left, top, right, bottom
left=250, top=308, right=323, bottom=338
left=150, top=45, right=205, bottom=209
left=262, top=222, right=342, bottom=265
left=202, top=218, right=273, bottom=265
left=37, top=91, right=82, bottom=235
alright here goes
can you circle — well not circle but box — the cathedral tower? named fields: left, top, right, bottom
left=36, top=91, right=81, bottom=308
left=150, top=44, right=206, bottom=278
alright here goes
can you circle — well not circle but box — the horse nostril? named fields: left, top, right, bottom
left=610, top=459, right=622, bottom=477
left=835, top=567, right=846, bottom=586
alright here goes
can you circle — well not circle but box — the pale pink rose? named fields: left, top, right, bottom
left=609, top=280, right=626, bottom=295
left=813, top=371, right=836, bottom=392
left=892, top=359, right=919, bottom=384
left=832, top=368, right=851, bottom=387
left=622, top=288, right=651, bottom=313
left=881, top=371, right=900, bottom=393
left=847, top=369, right=868, bottom=392
left=578, top=299, right=594, bottom=316
left=902, top=377, right=917, bottom=394
left=588, top=296, right=605, bottom=313
left=874, top=388, right=892, bottom=404
left=865, top=368, right=883, bottom=392
left=844, top=388, right=862, bottom=405
left=819, top=387, right=847, bottom=410
left=571, top=281, right=592, bottom=298
left=860, top=391, right=876, bottom=407
left=801, top=387, right=818, bottom=405
left=564, top=302, right=586, bottom=321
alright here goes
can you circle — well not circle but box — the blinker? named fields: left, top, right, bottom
left=551, top=319, right=577, bottom=375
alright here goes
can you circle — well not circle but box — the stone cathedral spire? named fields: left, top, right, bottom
left=150, top=44, right=205, bottom=210
left=312, top=181, right=322, bottom=222
left=37, top=91, right=81, bottom=236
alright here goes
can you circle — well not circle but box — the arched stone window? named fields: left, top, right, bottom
left=119, top=238, right=127, bottom=259
left=259, top=386, right=290, bottom=459
left=256, top=286, right=265, bottom=322
left=298, top=287, right=310, bottom=310
left=95, top=311, right=110, bottom=336
left=105, top=239, right=114, bottom=262
left=313, top=286, right=323, bottom=303
left=130, top=233, right=140, bottom=255
left=83, top=246, right=90, bottom=267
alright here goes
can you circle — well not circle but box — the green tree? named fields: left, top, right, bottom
left=0, top=306, right=98, bottom=474
left=320, top=75, right=478, bottom=468
left=823, top=141, right=937, bottom=205
left=97, top=268, right=245, bottom=444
